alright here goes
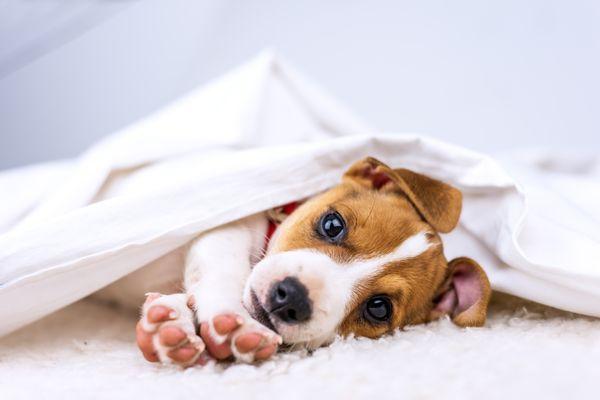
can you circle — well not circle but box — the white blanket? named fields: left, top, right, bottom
left=0, top=51, right=598, bottom=338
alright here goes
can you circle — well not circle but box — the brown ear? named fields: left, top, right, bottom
left=429, top=257, right=491, bottom=327
left=343, top=157, right=462, bottom=233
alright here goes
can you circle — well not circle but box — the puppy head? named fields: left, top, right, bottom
left=243, top=157, right=491, bottom=348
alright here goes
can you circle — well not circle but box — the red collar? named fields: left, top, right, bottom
left=265, top=201, right=300, bottom=249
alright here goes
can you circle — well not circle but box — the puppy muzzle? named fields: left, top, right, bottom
left=243, top=249, right=350, bottom=348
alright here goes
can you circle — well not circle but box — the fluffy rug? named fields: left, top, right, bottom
left=1, top=293, right=598, bottom=399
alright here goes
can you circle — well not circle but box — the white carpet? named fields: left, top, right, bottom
left=1, top=293, right=599, bottom=400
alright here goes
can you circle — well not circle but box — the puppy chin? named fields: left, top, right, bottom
left=276, top=324, right=337, bottom=350
left=243, top=250, right=347, bottom=348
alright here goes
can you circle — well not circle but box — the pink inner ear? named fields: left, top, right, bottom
left=433, top=288, right=458, bottom=315
left=359, top=164, right=392, bottom=189
left=451, top=263, right=483, bottom=315
left=433, top=262, right=482, bottom=317
left=371, top=171, right=391, bottom=189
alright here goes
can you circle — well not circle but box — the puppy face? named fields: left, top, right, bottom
left=243, top=157, right=491, bottom=348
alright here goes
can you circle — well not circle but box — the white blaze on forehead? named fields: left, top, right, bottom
left=344, top=230, right=435, bottom=289
left=365, top=230, right=434, bottom=264
left=244, top=230, right=435, bottom=347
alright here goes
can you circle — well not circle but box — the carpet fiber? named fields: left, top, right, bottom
left=1, top=293, right=598, bottom=399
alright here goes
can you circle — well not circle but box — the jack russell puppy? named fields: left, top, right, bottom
left=136, top=157, right=491, bottom=366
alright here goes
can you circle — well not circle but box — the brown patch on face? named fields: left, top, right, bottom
left=270, top=181, right=431, bottom=263
left=338, top=245, right=448, bottom=339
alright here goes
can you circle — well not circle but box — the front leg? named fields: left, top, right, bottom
left=185, top=213, right=281, bottom=363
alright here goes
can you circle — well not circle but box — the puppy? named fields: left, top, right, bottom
left=136, top=157, right=491, bottom=366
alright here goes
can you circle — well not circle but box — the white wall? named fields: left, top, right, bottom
left=1, top=0, right=599, bottom=169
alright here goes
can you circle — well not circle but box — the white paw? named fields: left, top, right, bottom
left=139, top=293, right=206, bottom=367
left=229, top=316, right=282, bottom=363
left=199, top=310, right=281, bottom=364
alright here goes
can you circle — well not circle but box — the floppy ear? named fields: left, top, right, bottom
left=343, top=157, right=462, bottom=233
left=429, top=257, right=491, bottom=327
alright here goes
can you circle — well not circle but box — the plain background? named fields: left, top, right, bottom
left=1, top=0, right=599, bottom=170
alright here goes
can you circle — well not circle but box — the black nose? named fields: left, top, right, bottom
left=268, top=277, right=312, bottom=324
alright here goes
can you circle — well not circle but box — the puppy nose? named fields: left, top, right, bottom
left=268, top=277, right=312, bottom=324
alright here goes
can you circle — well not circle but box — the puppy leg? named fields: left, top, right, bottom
left=136, top=293, right=209, bottom=367
left=185, top=213, right=281, bottom=363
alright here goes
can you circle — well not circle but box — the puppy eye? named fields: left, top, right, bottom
left=317, top=211, right=346, bottom=243
left=363, top=296, right=393, bottom=323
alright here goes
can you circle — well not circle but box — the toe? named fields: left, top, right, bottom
left=234, top=333, right=263, bottom=353
left=147, top=306, right=173, bottom=323
left=200, top=323, right=232, bottom=360
left=141, top=349, right=159, bottom=362
left=254, top=343, right=278, bottom=361
left=159, top=326, right=187, bottom=347
left=213, top=314, right=241, bottom=335
left=136, top=321, right=157, bottom=361
left=168, top=345, right=199, bottom=364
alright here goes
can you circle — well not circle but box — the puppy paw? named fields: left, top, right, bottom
left=200, top=313, right=281, bottom=363
left=136, top=293, right=209, bottom=367
left=230, top=318, right=282, bottom=363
